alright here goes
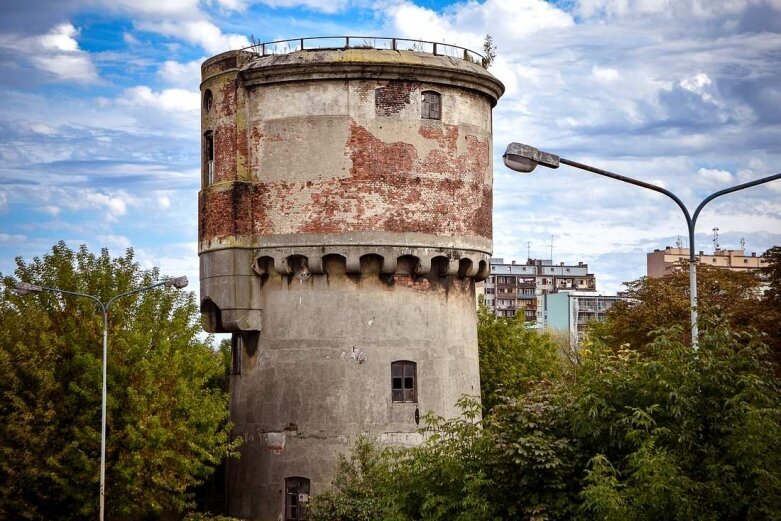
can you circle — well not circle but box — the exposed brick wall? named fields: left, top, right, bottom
left=375, top=81, right=416, bottom=116
left=240, top=120, right=492, bottom=239
left=200, top=76, right=495, bottom=245
left=198, top=183, right=253, bottom=242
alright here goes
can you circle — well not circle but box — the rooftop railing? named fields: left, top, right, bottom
left=239, top=36, right=487, bottom=67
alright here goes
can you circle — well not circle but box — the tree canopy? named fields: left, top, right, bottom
left=477, top=305, right=563, bottom=413
left=589, top=250, right=781, bottom=369
left=0, top=242, right=234, bottom=519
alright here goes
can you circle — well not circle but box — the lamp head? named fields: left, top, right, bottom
left=166, top=276, right=189, bottom=289
left=14, top=282, right=43, bottom=295
left=503, top=142, right=560, bottom=174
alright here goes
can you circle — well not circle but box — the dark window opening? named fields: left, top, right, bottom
left=204, top=131, right=214, bottom=186
left=285, top=477, right=310, bottom=521
left=421, top=91, right=441, bottom=120
left=203, top=89, right=213, bottom=113
left=391, top=361, right=417, bottom=403
left=231, top=333, right=242, bottom=375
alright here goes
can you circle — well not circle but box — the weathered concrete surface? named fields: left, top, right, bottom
left=226, top=267, right=480, bottom=518
left=199, top=46, right=503, bottom=520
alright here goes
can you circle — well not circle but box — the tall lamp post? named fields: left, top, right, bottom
left=14, top=276, right=189, bottom=521
left=502, top=142, right=781, bottom=350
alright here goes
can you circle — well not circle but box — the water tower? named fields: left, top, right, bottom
left=199, top=37, right=504, bottom=520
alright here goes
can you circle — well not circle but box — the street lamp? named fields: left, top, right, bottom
left=503, top=142, right=781, bottom=350
left=13, top=276, right=189, bottom=520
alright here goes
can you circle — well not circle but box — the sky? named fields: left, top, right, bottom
left=0, top=0, right=780, bottom=295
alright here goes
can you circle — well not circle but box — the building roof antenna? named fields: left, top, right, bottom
left=712, top=227, right=720, bottom=252
left=550, top=234, right=556, bottom=263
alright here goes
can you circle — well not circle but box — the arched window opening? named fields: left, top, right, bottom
left=203, top=89, right=213, bottom=113
left=203, top=131, right=214, bottom=186
left=285, top=477, right=310, bottom=521
left=421, top=91, right=441, bottom=120
left=391, top=360, right=417, bottom=403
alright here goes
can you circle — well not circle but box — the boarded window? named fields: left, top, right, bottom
left=285, top=477, right=310, bottom=521
left=421, top=91, right=441, bottom=120
left=391, top=361, right=417, bottom=403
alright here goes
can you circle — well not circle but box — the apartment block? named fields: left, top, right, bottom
left=484, top=258, right=597, bottom=325
left=647, top=247, right=767, bottom=278
left=547, top=292, right=623, bottom=347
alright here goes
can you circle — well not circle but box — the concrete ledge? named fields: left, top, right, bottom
left=239, top=49, right=505, bottom=105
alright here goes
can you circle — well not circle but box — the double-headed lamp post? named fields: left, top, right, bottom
left=503, top=142, right=781, bottom=350
left=14, top=276, right=189, bottom=521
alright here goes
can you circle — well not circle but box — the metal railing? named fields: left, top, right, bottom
left=239, top=36, right=486, bottom=66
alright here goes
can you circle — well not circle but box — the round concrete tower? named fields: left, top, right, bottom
left=199, top=38, right=503, bottom=520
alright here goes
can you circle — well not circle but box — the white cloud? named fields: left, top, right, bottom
left=157, top=192, right=172, bottom=209
left=383, top=0, right=573, bottom=48
left=679, top=72, right=714, bottom=102
left=120, top=86, right=200, bottom=113
left=158, top=59, right=204, bottom=87
left=253, top=0, right=348, bottom=13
left=39, top=23, right=81, bottom=52
left=0, top=23, right=99, bottom=83
left=96, top=234, right=132, bottom=250
left=0, top=233, right=27, bottom=244
left=575, top=0, right=774, bottom=19
left=88, top=0, right=250, bottom=54
left=592, top=65, right=620, bottom=83
left=698, top=167, right=733, bottom=184
left=81, top=191, right=133, bottom=221
left=135, top=19, right=250, bottom=54
left=93, top=0, right=200, bottom=18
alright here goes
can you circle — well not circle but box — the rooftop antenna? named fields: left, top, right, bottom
left=550, top=234, right=556, bottom=263
left=675, top=235, right=683, bottom=249
left=526, top=241, right=531, bottom=261
left=740, top=237, right=746, bottom=250
left=712, top=227, right=720, bottom=252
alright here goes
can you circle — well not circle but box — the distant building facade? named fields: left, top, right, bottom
left=547, top=292, right=622, bottom=347
left=647, top=247, right=767, bottom=278
left=484, top=258, right=597, bottom=326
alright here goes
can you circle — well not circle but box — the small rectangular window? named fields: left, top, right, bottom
left=391, top=361, right=417, bottom=403
left=421, top=91, right=441, bottom=120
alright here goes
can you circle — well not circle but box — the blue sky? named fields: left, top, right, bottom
left=0, top=0, right=780, bottom=295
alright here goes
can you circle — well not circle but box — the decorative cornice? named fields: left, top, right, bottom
left=249, top=245, right=490, bottom=281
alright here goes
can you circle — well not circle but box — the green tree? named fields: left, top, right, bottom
left=0, top=242, right=234, bottom=519
left=757, top=246, right=781, bottom=369
left=761, top=246, right=781, bottom=303
left=589, top=263, right=763, bottom=349
left=308, top=436, right=392, bottom=521
left=477, top=305, right=563, bottom=413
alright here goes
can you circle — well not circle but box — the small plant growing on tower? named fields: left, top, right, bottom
left=482, top=34, right=497, bottom=68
